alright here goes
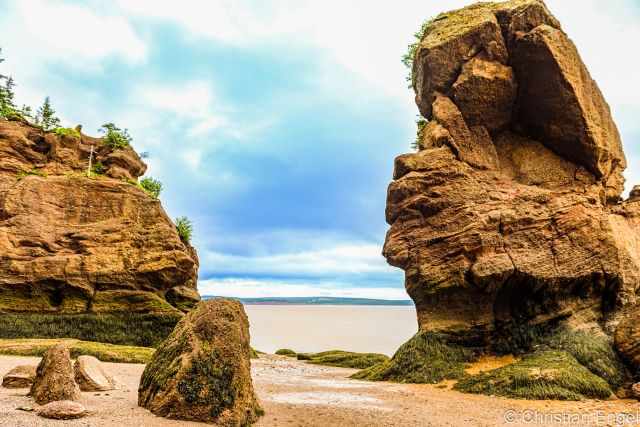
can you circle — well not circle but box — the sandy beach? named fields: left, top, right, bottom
left=2, top=354, right=640, bottom=427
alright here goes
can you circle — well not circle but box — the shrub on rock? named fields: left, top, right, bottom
left=138, top=299, right=263, bottom=425
left=29, top=344, right=80, bottom=404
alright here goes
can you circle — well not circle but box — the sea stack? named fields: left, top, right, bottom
left=0, top=119, right=200, bottom=339
left=378, top=0, right=639, bottom=397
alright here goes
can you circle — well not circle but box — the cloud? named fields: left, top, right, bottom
left=134, top=80, right=230, bottom=138
left=201, top=241, right=395, bottom=280
left=199, top=277, right=409, bottom=300
left=113, top=0, right=464, bottom=100
left=2, top=0, right=146, bottom=72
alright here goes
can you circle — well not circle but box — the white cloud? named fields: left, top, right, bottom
left=112, top=0, right=640, bottom=119
left=114, top=0, right=466, bottom=100
left=203, top=243, right=393, bottom=278
left=198, top=277, right=408, bottom=300
left=2, top=0, right=146, bottom=73
left=135, top=80, right=230, bottom=139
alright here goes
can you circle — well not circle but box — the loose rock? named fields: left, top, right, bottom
left=37, top=400, right=87, bottom=420
left=2, top=365, right=37, bottom=388
left=74, top=355, right=116, bottom=392
left=138, top=299, right=263, bottom=425
left=29, top=344, right=80, bottom=404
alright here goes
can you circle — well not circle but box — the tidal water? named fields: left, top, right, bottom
left=244, top=305, right=418, bottom=356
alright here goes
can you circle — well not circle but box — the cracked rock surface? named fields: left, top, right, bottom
left=0, top=119, right=200, bottom=315
left=386, top=0, right=640, bottom=373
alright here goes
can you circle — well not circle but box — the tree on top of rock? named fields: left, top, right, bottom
left=0, top=49, right=18, bottom=118
left=35, top=96, right=61, bottom=131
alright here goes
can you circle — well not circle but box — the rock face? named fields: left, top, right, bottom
left=386, top=0, right=639, bottom=391
left=37, top=400, right=87, bottom=420
left=0, top=119, right=200, bottom=316
left=29, top=344, right=80, bottom=404
left=2, top=365, right=36, bottom=388
left=138, top=299, right=263, bottom=426
left=74, top=355, right=116, bottom=392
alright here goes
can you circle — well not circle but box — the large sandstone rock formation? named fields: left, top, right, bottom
left=29, top=344, right=80, bottom=404
left=0, top=119, right=199, bottom=316
left=138, top=299, right=263, bottom=426
left=383, top=0, right=639, bottom=394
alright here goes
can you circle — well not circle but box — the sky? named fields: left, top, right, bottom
left=0, top=0, right=638, bottom=300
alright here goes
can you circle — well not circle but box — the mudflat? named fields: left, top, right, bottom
left=2, top=354, right=640, bottom=427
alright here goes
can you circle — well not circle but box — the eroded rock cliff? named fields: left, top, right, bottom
left=378, top=0, right=640, bottom=397
left=0, top=119, right=200, bottom=322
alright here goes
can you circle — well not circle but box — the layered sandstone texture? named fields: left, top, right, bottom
left=0, top=119, right=200, bottom=315
left=386, top=0, right=638, bottom=369
left=138, top=299, right=263, bottom=426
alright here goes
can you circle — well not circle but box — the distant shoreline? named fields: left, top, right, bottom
left=202, top=296, right=414, bottom=306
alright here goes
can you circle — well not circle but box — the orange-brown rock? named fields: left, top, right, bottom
left=0, top=119, right=199, bottom=315
left=387, top=0, right=638, bottom=379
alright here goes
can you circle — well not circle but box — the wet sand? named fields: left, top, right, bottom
left=2, top=354, right=640, bottom=426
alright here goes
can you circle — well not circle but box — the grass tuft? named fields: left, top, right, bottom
left=351, top=331, right=475, bottom=383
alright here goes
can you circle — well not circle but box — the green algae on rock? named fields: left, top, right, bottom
left=0, top=313, right=181, bottom=347
left=0, top=338, right=154, bottom=364
left=351, top=331, right=475, bottom=383
left=297, top=350, right=389, bottom=369
left=454, top=350, right=613, bottom=400
left=138, top=299, right=262, bottom=426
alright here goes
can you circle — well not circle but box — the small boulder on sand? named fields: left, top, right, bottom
left=74, top=355, right=116, bottom=391
left=2, top=365, right=37, bottom=388
left=138, top=299, right=263, bottom=425
left=37, top=400, right=87, bottom=420
left=29, top=344, right=80, bottom=404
